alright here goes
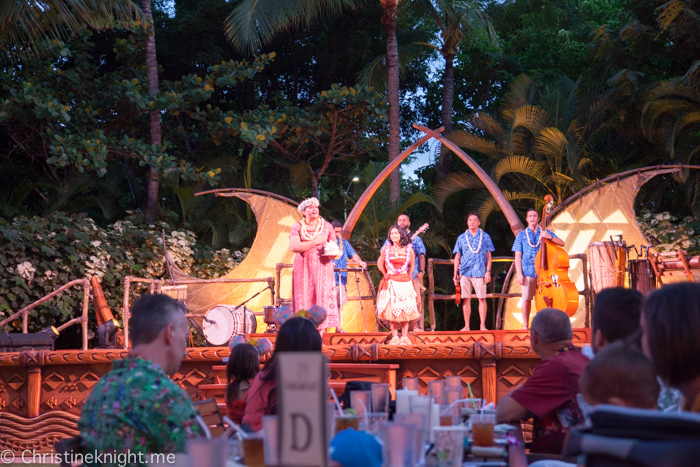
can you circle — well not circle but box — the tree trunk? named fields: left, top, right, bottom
left=142, top=0, right=161, bottom=224
left=382, top=0, right=400, bottom=205
left=311, top=173, right=320, bottom=200
left=438, top=52, right=455, bottom=181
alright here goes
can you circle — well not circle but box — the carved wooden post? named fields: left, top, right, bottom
left=123, top=276, right=131, bottom=348
left=427, top=258, right=437, bottom=331
left=82, top=279, right=90, bottom=351
left=480, top=358, right=497, bottom=405
left=27, top=367, right=41, bottom=418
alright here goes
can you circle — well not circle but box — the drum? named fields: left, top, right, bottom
left=629, top=259, right=657, bottom=295
left=588, top=241, right=627, bottom=293
left=202, top=305, right=256, bottom=346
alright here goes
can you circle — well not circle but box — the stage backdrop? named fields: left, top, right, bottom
left=503, top=168, right=686, bottom=329
left=167, top=190, right=377, bottom=333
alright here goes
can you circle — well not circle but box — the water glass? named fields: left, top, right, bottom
left=439, top=404, right=459, bottom=426
left=262, top=415, right=278, bottom=466
left=365, top=412, right=388, bottom=436
left=403, top=377, right=419, bottom=391
left=433, top=426, right=466, bottom=467
left=186, top=437, right=227, bottom=467
left=428, top=380, right=445, bottom=405
left=395, top=413, right=427, bottom=466
left=371, top=383, right=390, bottom=414
left=445, top=375, right=462, bottom=389
left=445, top=387, right=462, bottom=406
left=409, top=395, right=432, bottom=439
left=465, top=397, right=483, bottom=411
left=350, top=390, right=372, bottom=420
left=379, top=422, right=416, bottom=467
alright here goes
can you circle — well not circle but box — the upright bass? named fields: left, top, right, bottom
left=534, top=195, right=579, bottom=316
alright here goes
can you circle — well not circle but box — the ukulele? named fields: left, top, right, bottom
left=533, top=196, right=579, bottom=316
left=411, top=223, right=429, bottom=241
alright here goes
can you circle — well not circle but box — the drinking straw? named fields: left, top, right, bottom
left=195, top=415, right=212, bottom=439
left=357, top=399, right=370, bottom=430
left=466, top=381, right=478, bottom=410
left=330, top=388, right=343, bottom=415
left=221, top=416, right=250, bottom=439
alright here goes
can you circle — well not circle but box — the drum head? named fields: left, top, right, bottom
left=203, top=306, right=235, bottom=346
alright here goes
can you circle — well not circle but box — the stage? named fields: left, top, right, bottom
left=0, top=328, right=590, bottom=453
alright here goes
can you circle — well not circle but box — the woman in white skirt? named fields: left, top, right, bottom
left=377, top=226, right=421, bottom=345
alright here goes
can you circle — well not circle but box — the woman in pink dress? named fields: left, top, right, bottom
left=377, top=225, right=420, bottom=345
left=289, top=197, right=339, bottom=330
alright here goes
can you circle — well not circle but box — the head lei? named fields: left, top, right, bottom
left=274, top=305, right=327, bottom=328
left=228, top=335, right=273, bottom=355
left=297, top=197, right=320, bottom=213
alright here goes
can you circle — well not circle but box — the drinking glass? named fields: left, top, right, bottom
left=371, top=383, right=390, bottom=414
left=471, top=413, right=495, bottom=447
left=186, top=437, right=227, bottom=467
left=335, top=414, right=360, bottom=433
left=350, top=390, right=372, bottom=428
left=465, top=397, right=483, bottom=411
left=379, top=422, right=415, bottom=467
left=445, top=387, right=461, bottom=407
left=409, top=395, right=432, bottom=439
left=241, top=432, right=265, bottom=467
left=262, top=415, right=278, bottom=466
left=439, top=404, right=459, bottom=426
left=395, top=413, right=427, bottom=466
left=433, top=427, right=466, bottom=467
left=445, top=375, right=462, bottom=389
left=403, top=377, right=419, bottom=391
left=428, top=380, right=445, bottom=405
left=365, top=412, right=388, bottom=436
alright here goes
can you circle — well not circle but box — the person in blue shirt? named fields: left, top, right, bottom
left=512, top=208, right=564, bottom=329
left=452, top=212, right=495, bottom=331
left=383, top=213, right=427, bottom=330
left=331, top=220, right=367, bottom=331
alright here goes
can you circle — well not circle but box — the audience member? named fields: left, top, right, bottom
left=496, top=308, right=587, bottom=454
left=79, top=294, right=202, bottom=456
left=579, top=341, right=659, bottom=409
left=591, top=287, right=644, bottom=354
left=242, top=316, right=323, bottom=431
left=642, top=282, right=700, bottom=412
left=225, top=343, right=260, bottom=424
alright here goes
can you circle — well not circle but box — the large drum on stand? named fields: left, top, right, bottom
left=588, top=241, right=627, bottom=292
left=629, top=259, right=657, bottom=295
left=202, top=305, right=257, bottom=346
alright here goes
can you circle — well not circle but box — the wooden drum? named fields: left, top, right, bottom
left=588, top=241, right=627, bottom=293
left=629, top=259, right=657, bottom=295
left=202, top=305, right=256, bottom=346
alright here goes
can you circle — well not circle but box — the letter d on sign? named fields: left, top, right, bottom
left=291, top=413, right=312, bottom=451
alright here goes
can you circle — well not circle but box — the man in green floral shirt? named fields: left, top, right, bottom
left=79, top=294, right=202, bottom=465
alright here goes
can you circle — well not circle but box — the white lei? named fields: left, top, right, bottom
left=466, top=229, right=483, bottom=254
left=525, top=226, right=541, bottom=248
left=385, top=244, right=413, bottom=275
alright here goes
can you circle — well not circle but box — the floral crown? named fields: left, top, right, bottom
left=297, top=197, right=320, bottom=213
left=228, top=335, right=273, bottom=355
left=274, top=305, right=327, bottom=328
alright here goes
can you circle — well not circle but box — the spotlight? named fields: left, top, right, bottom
left=37, top=326, right=60, bottom=341
left=97, top=319, right=122, bottom=348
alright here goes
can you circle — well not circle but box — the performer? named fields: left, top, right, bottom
left=512, top=208, right=564, bottom=329
left=289, top=197, right=339, bottom=330
left=330, top=220, right=367, bottom=330
left=377, top=226, right=420, bottom=345
left=452, top=212, right=495, bottom=331
left=383, top=213, right=426, bottom=330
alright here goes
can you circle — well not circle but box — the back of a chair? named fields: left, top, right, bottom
left=194, top=398, right=226, bottom=437
left=54, top=436, right=84, bottom=467
left=563, top=405, right=700, bottom=467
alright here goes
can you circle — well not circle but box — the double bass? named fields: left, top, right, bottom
left=534, top=195, right=579, bottom=316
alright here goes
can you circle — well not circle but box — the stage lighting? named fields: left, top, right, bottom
left=37, top=326, right=60, bottom=341
left=97, top=319, right=122, bottom=348
left=0, top=332, right=57, bottom=352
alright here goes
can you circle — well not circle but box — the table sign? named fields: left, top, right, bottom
left=277, top=352, right=328, bottom=467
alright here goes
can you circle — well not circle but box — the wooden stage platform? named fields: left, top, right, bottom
left=0, top=328, right=590, bottom=453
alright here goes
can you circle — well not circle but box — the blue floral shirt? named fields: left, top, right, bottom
left=332, top=238, right=358, bottom=285
left=453, top=230, right=495, bottom=277
left=512, top=227, right=558, bottom=277
left=383, top=233, right=426, bottom=279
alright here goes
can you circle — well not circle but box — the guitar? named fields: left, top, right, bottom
left=534, top=196, right=579, bottom=316
left=411, top=223, right=430, bottom=241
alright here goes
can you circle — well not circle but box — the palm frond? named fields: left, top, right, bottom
left=508, top=105, right=551, bottom=147
left=440, top=129, right=501, bottom=160
left=467, top=112, right=504, bottom=139
left=478, top=190, right=542, bottom=222
left=492, top=155, right=547, bottom=185
left=434, top=172, right=484, bottom=206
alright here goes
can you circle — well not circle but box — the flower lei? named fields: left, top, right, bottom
left=466, top=229, right=483, bottom=254
left=385, top=244, right=413, bottom=275
left=525, top=226, right=541, bottom=248
left=300, top=218, right=324, bottom=241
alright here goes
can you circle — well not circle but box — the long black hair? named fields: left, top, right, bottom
left=225, top=343, right=260, bottom=404
left=386, top=224, right=411, bottom=247
left=260, top=317, right=323, bottom=413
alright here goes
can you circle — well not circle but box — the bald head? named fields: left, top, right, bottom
left=531, top=308, right=572, bottom=344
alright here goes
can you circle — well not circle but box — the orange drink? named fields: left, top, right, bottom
left=471, top=413, right=495, bottom=447
left=242, top=436, right=265, bottom=467
left=335, top=415, right=360, bottom=433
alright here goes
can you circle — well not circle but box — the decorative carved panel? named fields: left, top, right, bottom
left=43, top=372, right=65, bottom=391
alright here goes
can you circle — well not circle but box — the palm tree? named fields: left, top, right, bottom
left=0, top=0, right=141, bottom=63
left=435, top=74, right=615, bottom=221
left=642, top=76, right=700, bottom=218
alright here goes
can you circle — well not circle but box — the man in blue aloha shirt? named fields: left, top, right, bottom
left=383, top=213, right=426, bottom=330
left=79, top=295, right=203, bottom=465
left=512, top=208, right=565, bottom=329
left=452, top=212, right=495, bottom=331
left=331, top=220, right=367, bottom=331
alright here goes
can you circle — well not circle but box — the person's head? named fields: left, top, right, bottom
left=225, top=343, right=260, bottom=402
left=642, top=283, right=700, bottom=388
left=592, top=287, right=644, bottom=354
left=579, top=341, right=659, bottom=409
left=331, top=220, right=344, bottom=239
left=530, top=308, right=573, bottom=358
left=397, top=213, right=411, bottom=230
left=298, top=197, right=320, bottom=222
left=467, top=212, right=481, bottom=232
left=526, top=208, right=539, bottom=228
left=275, top=317, right=323, bottom=353
left=387, top=225, right=411, bottom=247
left=129, top=294, right=188, bottom=375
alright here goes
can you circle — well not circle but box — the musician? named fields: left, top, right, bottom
left=288, top=197, right=338, bottom=330
left=452, top=212, right=495, bottom=331
left=383, top=213, right=426, bottom=330
left=512, top=208, right=564, bottom=329
left=330, top=220, right=367, bottom=329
